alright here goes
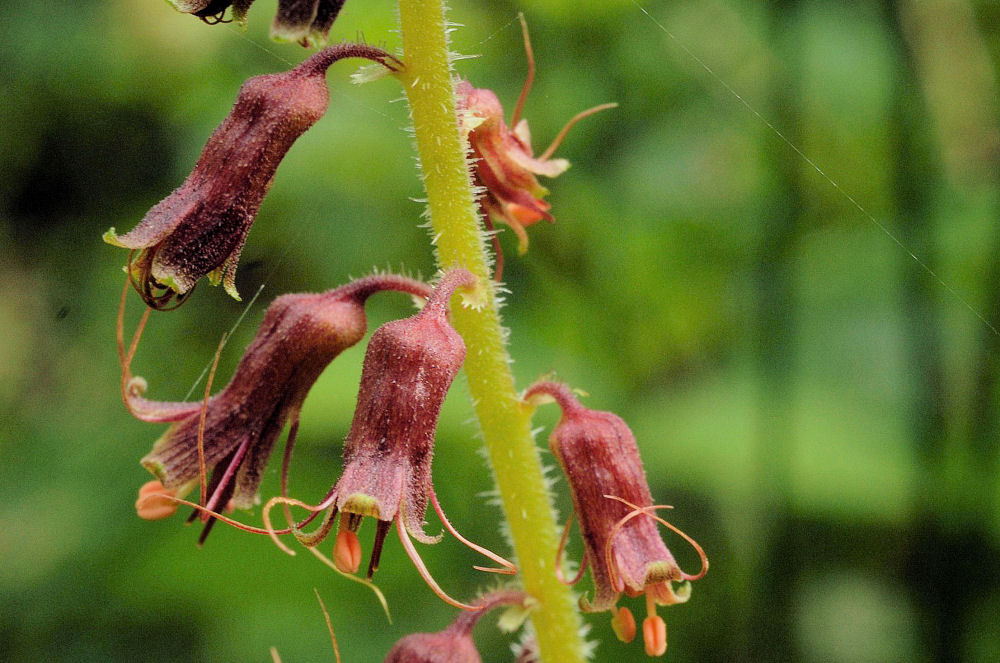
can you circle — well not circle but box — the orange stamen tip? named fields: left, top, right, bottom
left=333, top=529, right=362, bottom=574
left=136, top=480, right=179, bottom=520
left=611, top=606, right=637, bottom=643
left=642, top=615, right=667, bottom=657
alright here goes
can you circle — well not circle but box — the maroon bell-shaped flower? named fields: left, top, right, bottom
left=104, top=44, right=400, bottom=310
left=523, top=381, right=708, bottom=657
left=266, top=269, right=514, bottom=609
left=384, top=590, right=528, bottom=663
left=128, top=274, right=430, bottom=543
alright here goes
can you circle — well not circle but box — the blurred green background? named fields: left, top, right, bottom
left=2, top=0, right=1000, bottom=660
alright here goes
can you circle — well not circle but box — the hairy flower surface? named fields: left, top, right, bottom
left=104, top=44, right=400, bottom=310
left=384, top=590, right=527, bottom=663
left=129, top=274, right=430, bottom=542
left=456, top=16, right=615, bottom=273
left=274, top=269, right=514, bottom=608
left=524, top=380, right=708, bottom=656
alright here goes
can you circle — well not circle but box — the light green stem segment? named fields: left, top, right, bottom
left=396, top=1, right=587, bottom=661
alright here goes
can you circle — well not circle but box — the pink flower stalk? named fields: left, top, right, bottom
left=104, top=44, right=400, bottom=310
left=384, top=590, right=528, bottom=663
left=456, top=16, right=615, bottom=277
left=126, top=274, right=431, bottom=543
left=266, top=269, right=515, bottom=609
left=523, top=380, right=708, bottom=657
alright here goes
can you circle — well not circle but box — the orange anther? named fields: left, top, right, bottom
left=333, top=528, right=362, bottom=574
left=611, top=606, right=636, bottom=643
left=136, top=480, right=178, bottom=520
left=642, top=616, right=667, bottom=657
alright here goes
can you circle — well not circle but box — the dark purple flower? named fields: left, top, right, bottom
left=104, top=44, right=400, bottom=310
left=129, top=274, right=430, bottom=543
left=168, top=0, right=347, bottom=46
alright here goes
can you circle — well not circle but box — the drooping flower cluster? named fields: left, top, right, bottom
left=129, top=274, right=431, bottom=542
left=524, top=380, right=708, bottom=657
left=115, top=6, right=707, bottom=661
left=105, top=43, right=400, bottom=310
left=266, top=269, right=514, bottom=609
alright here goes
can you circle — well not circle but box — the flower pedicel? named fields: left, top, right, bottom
left=523, top=381, right=708, bottom=657
left=129, top=274, right=432, bottom=544
left=266, top=269, right=515, bottom=610
left=384, top=590, right=528, bottom=662
left=104, top=43, right=400, bottom=310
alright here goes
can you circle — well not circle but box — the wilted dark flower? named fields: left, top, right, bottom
left=456, top=16, right=615, bottom=274
left=523, top=381, right=708, bottom=657
left=129, top=274, right=430, bottom=543
left=104, top=44, right=401, bottom=310
left=167, top=0, right=252, bottom=25
left=168, top=0, right=347, bottom=46
left=268, top=269, right=514, bottom=608
left=384, top=590, right=528, bottom=663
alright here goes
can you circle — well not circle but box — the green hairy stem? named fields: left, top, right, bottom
left=396, top=1, right=588, bottom=661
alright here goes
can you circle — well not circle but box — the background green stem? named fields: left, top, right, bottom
left=396, top=1, right=587, bottom=661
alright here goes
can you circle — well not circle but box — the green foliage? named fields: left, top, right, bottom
left=2, top=0, right=999, bottom=660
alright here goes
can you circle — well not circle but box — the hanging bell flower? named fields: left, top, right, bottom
left=523, top=380, right=708, bottom=657
left=266, top=269, right=515, bottom=609
left=104, top=43, right=401, bottom=310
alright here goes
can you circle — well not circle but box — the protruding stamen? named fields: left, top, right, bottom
left=510, top=13, right=535, bottom=128
left=395, top=516, right=484, bottom=612
left=367, top=519, right=392, bottom=579
left=611, top=605, right=637, bottom=643
left=334, top=527, right=362, bottom=574
left=642, top=615, right=667, bottom=657
left=136, top=480, right=179, bottom=520
left=429, top=487, right=517, bottom=575
left=538, top=102, right=619, bottom=162
left=605, top=495, right=709, bottom=582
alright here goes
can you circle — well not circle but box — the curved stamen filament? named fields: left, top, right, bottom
left=429, top=487, right=516, bottom=575
left=197, top=333, right=226, bottom=510
left=604, top=495, right=709, bottom=582
left=554, top=510, right=588, bottom=585
left=136, top=493, right=292, bottom=536
left=262, top=493, right=340, bottom=556
left=510, top=12, right=535, bottom=128
left=395, top=515, right=485, bottom=612
left=537, top=103, right=619, bottom=162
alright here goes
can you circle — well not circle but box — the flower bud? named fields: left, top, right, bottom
left=384, top=590, right=527, bottom=663
left=104, top=44, right=400, bottom=310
